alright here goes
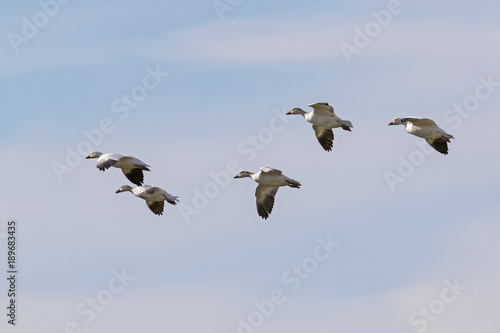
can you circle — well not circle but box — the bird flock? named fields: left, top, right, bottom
left=87, top=102, right=454, bottom=219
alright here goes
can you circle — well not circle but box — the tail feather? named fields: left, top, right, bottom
left=166, top=196, right=179, bottom=205
left=443, top=133, right=454, bottom=142
left=339, top=119, right=353, bottom=131
left=286, top=178, right=301, bottom=188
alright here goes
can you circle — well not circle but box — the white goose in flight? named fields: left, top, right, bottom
left=388, top=117, right=455, bottom=155
left=286, top=102, right=353, bottom=151
left=86, top=151, right=150, bottom=186
left=115, top=185, right=179, bottom=216
left=234, top=167, right=301, bottom=220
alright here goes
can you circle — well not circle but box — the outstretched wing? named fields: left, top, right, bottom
left=146, top=200, right=165, bottom=215
left=408, top=117, right=438, bottom=127
left=312, top=125, right=334, bottom=151
left=425, top=138, right=449, bottom=155
left=309, top=102, right=335, bottom=116
left=260, top=167, right=282, bottom=175
left=255, top=185, right=279, bottom=220
left=122, top=168, right=145, bottom=186
left=133, top=185, right=158, bottom=199
left=96, top=157, right=119, bottom=171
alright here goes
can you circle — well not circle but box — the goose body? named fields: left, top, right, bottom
left=287, top=102, right=353, bottom=151
left=86, top=151, right=150, bottom=186
left=115, top=185, right=179, bottom=216
left=388, top=117, right=455, bottom=155
left=234, top=167, right=301, bottom=219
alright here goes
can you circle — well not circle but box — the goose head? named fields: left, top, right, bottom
left=388, top=118, right=404, bottom=126
left=86, top=151, right=103, bottom=159
left=115, top=185, right=134, bottom=193
left=286, top=108, right=307, bottom=116
left=234, top=171, right=253, bottom=179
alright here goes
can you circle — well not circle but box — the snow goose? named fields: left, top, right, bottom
left=388, top=117, right=455, bottom=155
left=115, top=185, right=179, bottom=216
left=86, top=151, right=150, bottom=186
left=234, top=167, right=301, bottom=219
left=286, top=102, right=353, bottom=151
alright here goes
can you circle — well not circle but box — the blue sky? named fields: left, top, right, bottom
left=1, top=0, right=500, bottom=332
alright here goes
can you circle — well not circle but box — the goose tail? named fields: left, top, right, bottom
left=339, top=119, right=353, bottom=131
left=286, top=178, right=301, bottom=189
left=443, top=133, right=454, bottom=142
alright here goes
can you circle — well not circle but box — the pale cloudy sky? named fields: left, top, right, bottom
left=1, top=0, right=499, bottom=332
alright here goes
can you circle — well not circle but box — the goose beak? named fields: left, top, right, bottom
left=388, top=121, right=394, bottom=125
left=234, top=175, right=239, bottom=179
left=115, top=189, right=121, bottom=193
left=85, top=154, right=92, bottom=159
left=286, top=111, right=292, bottom=115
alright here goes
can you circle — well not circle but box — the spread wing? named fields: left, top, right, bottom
left=408, top=117, right=438, bottom=127
left=146, top=200, right=165, bottom=215
left=309, top=102, right=335, bottom=116
left=260, top=167, right=282, bottom=175
left=122, top=168, right=145, bottom=186
left=255, top=185, right=279, bottom=220
left=96, top=157, right=119, bottom=171
left=133, top=185, right=158, bottom=199
left=425, top=138, right=449, bottom=155
left=312, top=125, right=334, bottom=151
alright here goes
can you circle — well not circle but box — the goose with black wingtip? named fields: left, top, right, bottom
left=234, top=167, right=301, bottom=220
left=388, top=117, right=455, bottom=155
left=286, top=102, right=353, bottom=151
left=115, top=185, right=179, bottom=216
left=86, top=151, right=150, bottom=186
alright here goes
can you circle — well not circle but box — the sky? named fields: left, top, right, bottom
left=1, top=0, right=499, bottom=332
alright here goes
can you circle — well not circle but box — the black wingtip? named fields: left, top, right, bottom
left=257, top=207, right=270, bottom=220
left=256, top=194, right=275, bottom=220
left=316, top=129, right=334, bottom=152
left=124, top=168, right=145, bottom=186
left=430, top=138, right=449, bottom=155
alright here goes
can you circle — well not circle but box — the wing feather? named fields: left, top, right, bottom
left=133, top=186, right=158, bottom=199
left=255, top=185, right=279, bottom=220
left=408, top=117, right=438, bottom=127
left=96, top=158, right=118, bottom=171
left=309, top=102, right=335, bottom=116
left=312, top=125, right=334, bottom=151
left=146, top=201, right=165, bottom=215
left=260, top=167, right=282, bottom=175
left=425, top=138, right=449, bottom=155
left=122, top=168, right=145, bottom=186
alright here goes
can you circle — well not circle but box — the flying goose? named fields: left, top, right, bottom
left=115, top=185, right=179, bottom=216
left=86, top=151, right=150, bottom=186
left=286, top=102, right=353, bottom=151
left=388, top=117, right=455, bottom=155
left=234, top=167, right=301, bottom=219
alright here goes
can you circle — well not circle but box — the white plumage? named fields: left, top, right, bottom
left=234, top=167, right=301, bottom=219
left=388, top=117, right=455, bottom=155
left=86, top=151, right=150, bottom=186
left=286, top=102, right=353, bottom=151
left=115, top=185, right=179, bottom=216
